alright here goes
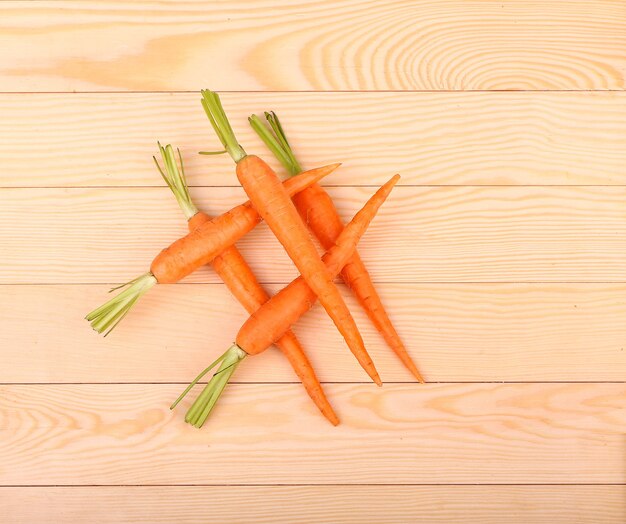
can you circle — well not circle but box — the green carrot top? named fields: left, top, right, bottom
left=153, top=143, right=198, bottom=221
left=248, top=111, right=302, bottom=177
left=200, top=90, right=247, bottom=163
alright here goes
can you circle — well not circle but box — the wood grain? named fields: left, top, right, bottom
left=1, top=383, right=624, bottom=485
left=2, top=186, right=625, bottom=284
left=3, top=0, right=626, bottom=519
left=2, top=283, right=625, bottom=383
left=2, top=485, right=624, bottom=524
left=1, top=1, right=625, bottom=91
left=2, top=92, right=626, bottom=188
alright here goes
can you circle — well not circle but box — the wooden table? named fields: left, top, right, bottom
left=1, top=2, right=625, bottom=522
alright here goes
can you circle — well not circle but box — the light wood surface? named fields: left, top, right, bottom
left=1, top=1, right=625, bottom=91
left=1, top=1, right=624, bottom=522
left=3, top=186, right=626, bottom=283
left=2, top=283, right=625, bottom=383
left=1, top=486, right=624, bottom=524
left=1, top=383, right=624, bottom=485
left=2, top=92, right=626, bottom=188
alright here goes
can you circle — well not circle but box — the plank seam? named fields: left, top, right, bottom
left=3, top=282, right=626, bottom=286
left=1, top=483, right=624, bottom=488
left=4, top=185, right=626, bottom=189
left=1, top=90, right=625, bottom=94
left=2, top=381, right=624, bottom=385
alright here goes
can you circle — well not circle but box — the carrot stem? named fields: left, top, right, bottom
left=200, top=90, right=246, bottom=163
left=249, top=111, right=302, bottom=176
left=198, top=150, right=227, bottom=155
left=170, top=351, right=229, bottom=410
left=248, top=115, right=298, bottom=175
left=87, top=143, right=192, bottom=336
left=264, top=111, right=302, bottom=174
left=154, top=143, right=198, bottom=220
left=182, top=344, right=247, bottom=427
left=85, top=272, right=157, bottom=335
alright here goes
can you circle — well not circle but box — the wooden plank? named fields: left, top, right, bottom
left=1, top=1, right=624, bottom=91
left=1, top=383, right=624, bottom=485
left=1, top=485, right=624, bottom=524
left=2, top=186, right=625, bottom=284
left=2, top=92, right=626, bottom=188
left=2, top=283, right=625, bottom=383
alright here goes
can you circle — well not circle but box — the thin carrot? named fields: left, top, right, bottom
left=150, top=163, right=337, bottom=284
left=85, top=160, right=339, bottom=335
left=250, top=112, right=424, bottom=382
left=200, top=90, right=381, bottom=386
left=239, top=175, right=401, bottom=354
left=155, top=143, right=338, bottom=425
left=174, top=175, right=398, bottom=428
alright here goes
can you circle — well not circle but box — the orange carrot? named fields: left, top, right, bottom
left=151, top=162, right=339, bottom=283
left=156, top=143, right=338, bottom=425
left=85, top=161, right=339, bottom=335
left=250, top=112, right=424, bottom=382
left=174, top=174, right=398, bottom=428
left=209, top=219, right=339, bottom=425
left=239, top=175, right=400, bottom=354
left=201, top=89, right=380, bottom=386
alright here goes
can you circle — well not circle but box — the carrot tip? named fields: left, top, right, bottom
left=405, top=362, right=425, bottom=383
left=323, top=408, right=340, bottom=426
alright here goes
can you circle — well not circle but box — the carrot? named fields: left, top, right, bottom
left=239, top=175, right=400, bottom=354
left=173, top=175, right=398, bottom=428
left=85, top=159, right=339, bottom=335
left=155, top=143, right=338, bottom=425
left=200, top=90, right=380, bottom=386
left=250, top=112, right=424, bottom=382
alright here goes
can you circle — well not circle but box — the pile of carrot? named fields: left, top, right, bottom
left=87, top=90, right=423, bottom=428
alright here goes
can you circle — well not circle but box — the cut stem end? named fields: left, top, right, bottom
left=175, top=344, right=247, bottom=428
left=85, top=273, right=157, bottom=335
left=154, top=143, right=198, bottom=220
left=200, top=90, right=246, bottom=163
left=248, top=112, right=301, bottom=176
